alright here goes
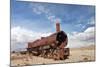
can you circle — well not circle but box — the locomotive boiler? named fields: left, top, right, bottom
left=27, top=21, right=70, bottom=60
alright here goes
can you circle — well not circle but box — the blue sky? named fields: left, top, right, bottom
left=11, top=0, right=95, bottom=50
left=11, top=0, right=95, bottom=33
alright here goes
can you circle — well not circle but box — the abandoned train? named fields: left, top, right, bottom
left=27, top=22, right=70, bottom=60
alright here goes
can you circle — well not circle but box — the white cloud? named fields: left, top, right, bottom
left=11, top=26, right=52, bottom=51
left=11, top=26, right=95, bottom=51
left=88, top=19, right=95, bottom=25
left=32, top=4, right=46, bottom=15
left=67, top=27, right=95, bottom=48
left=87, top=17, right=95, bottom=25
left=31, top=3, right=62, bottom=23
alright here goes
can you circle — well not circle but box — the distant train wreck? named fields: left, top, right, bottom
left=27, top=21, right=70, bottom=60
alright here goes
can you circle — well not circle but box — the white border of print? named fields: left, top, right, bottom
left=0, top=0, right=99, bottom=67
left=18, top=0, right=95, bottom=5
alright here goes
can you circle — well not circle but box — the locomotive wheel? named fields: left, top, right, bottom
left=53, top=48, right=65, bottom=60
left=47, top=53, right=53, bottom=59
left=53, top=54, right=59, bottom=60
left=52, top=49, right=59, bottom=60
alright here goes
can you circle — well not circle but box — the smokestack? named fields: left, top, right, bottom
left=56, top=21, right=60, bottom=32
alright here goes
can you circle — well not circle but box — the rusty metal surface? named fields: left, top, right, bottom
left=28, top=31, right=68, bottom=48
left=28, top=33, right=57, bottom=48
left=27, top=22, right=69, bottom=60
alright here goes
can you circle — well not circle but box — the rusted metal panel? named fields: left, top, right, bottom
left=28, top=30, right=68, bottom=48
left=28, top=33, right=57, bottom=48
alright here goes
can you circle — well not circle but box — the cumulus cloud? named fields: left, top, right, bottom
left=11, top=26, right=95, bottom=51
left=11, top=26, right=52, bottom=51
left=67, top=27, right=95, bottom=48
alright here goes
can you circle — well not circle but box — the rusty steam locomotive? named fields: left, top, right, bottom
left=27, top=21, right=70, bottom=60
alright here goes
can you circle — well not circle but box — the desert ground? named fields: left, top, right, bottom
left=11, top=45, right=95, bottom=66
